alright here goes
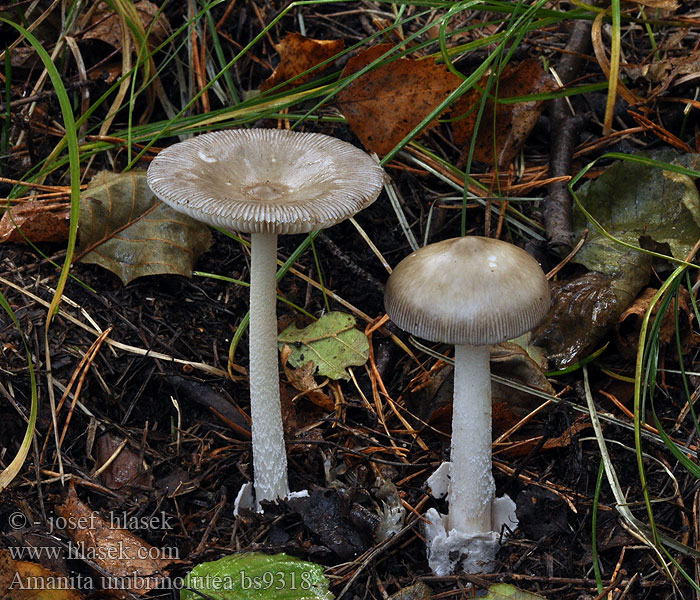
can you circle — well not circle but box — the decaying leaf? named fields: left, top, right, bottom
left=0, top=200, right=69, bottom=243
left=387, top=582, right=432, bottom=600
left=280, top=345, right=335, bottom=411
left=626, top=52, right=700, bottom=86
left=55, top=486, right=178, bottom=596
left=453, top=59, right=554, bottom=166
left=408, top=343, right=553, bottom=437
left=488, top=342, right=556, bottom=437
left=169, top=375, right=251, bottom=438
left=616, top=286, right=698, bottom=358
left=78, top=0, right=170, bottom=84
left=288, top=489, right=367, bottom=559
left=0, top=549, right=84, bottom=600
left=573, top=151, right=700, bottom=276
left=532, top=253, right=650, bottom=367
left=406, top=359, right=453, bottom=423
left=491, top=342, right=555, bottom=413
left=337, top=45, right=461, bottom=156
left=502, top=419, right=591, bottom=458
left=180, top=552, right=333, bottom=600
left=9, top=46, right=43, bottom=71
left=78, top=170, right=212, bottom=285
left=516, top=487, right=569, bottom=540
left=540, top=152, right=700, bottom=365
left=261, top=33, right=345, bottom=92
left=80, top=1, right=169, bottom=52
left=278, top=312, right=369, bottom=380
left=95, top=432, right=153, bottom=490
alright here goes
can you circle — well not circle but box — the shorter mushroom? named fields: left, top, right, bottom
left=384, top=236, right=550, bottom=575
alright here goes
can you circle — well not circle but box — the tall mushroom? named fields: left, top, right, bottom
left=147, top=128, right=384, bottom=505
left=384, top=236, right=550, bottom=574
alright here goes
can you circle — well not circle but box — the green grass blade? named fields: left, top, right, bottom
left=0, top=291, right=38, bottom=491
left=591, top=459, right=605, bottom=595
left=204, top=4, right=240, bottom=105
left=633, top=268, right=685, bottom=550
left=0, top=18, right=81, bottom=325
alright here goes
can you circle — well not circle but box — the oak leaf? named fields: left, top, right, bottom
left=78, top=170, right=212, bottom=285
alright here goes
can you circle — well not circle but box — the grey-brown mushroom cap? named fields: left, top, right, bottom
left=384, top=237, right=551, bottom=346
left=146, top=129, right=385, bottom=234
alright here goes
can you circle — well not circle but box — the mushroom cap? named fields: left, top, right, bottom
left=384, top=236, right=551, bottom=346
left=146, top=128, right=384, bottom=234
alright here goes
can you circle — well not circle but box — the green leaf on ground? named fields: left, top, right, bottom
left=484, top=583, right=546, bottom=599
left=78, top=170, right=212, bottom=285
left=180, top=552, right=333, bottom=600
left=278, top=312, right=369, bottom=380
left=573, top=151, right=700, bottom=276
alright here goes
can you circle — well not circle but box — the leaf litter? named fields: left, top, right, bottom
left=452, top=59, right=554, bottom=167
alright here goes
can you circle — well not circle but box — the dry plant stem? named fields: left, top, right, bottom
left=447, top=344, right=495, bottom=534
left=249, top=232, right=289, bottom=504
left=543, top=18, right=591, bottom=251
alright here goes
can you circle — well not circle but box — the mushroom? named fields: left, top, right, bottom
left=383, top=236, right=550, bottom=574
left=147, top=128, right=384, bottom=506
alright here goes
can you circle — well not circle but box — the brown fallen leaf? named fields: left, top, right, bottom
left=616, top=286, right=698, bottom=358
left=516, top=487, right=570, bottom=539
left=532, top=272, right=618, bottom=368
left=337, top=44, right=461, bottom=156
left=411, top=343, right=553, bottom=441
left=55, top=486, right=180, bottom=596
left=280, top=344, right=335, bottom=411
left=287, top=489, right=368, bottom=559
left=453, top=59, right=554, bottom=167
left=532, top=249, right=650, bottom=368
left=0, top=549, right=84, bottom=600
left=261, top=32, right=345, bottom=92
left=169, top=375, right=251, bottom=439
left=95, top=433, right=153, bottom=490
left=0, top=201, right=70, bottom=243
left=501, top=421, right=592, bottom=458
left=491, top=342, right=554, bottom=413
left=80, top=1, right=169, bottom=53
left=79, top=0, right=169, bottom=85
left=3, top=531, right=66, bottom=576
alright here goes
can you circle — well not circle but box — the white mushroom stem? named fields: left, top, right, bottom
left=447, top=343, right=496, bottom=534
left=248, top=232, right=290, bottom=505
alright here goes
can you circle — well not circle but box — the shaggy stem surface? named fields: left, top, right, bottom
left=248, top=232, right=289, bottom=504
left=447, top=343, right=495, bottom=534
